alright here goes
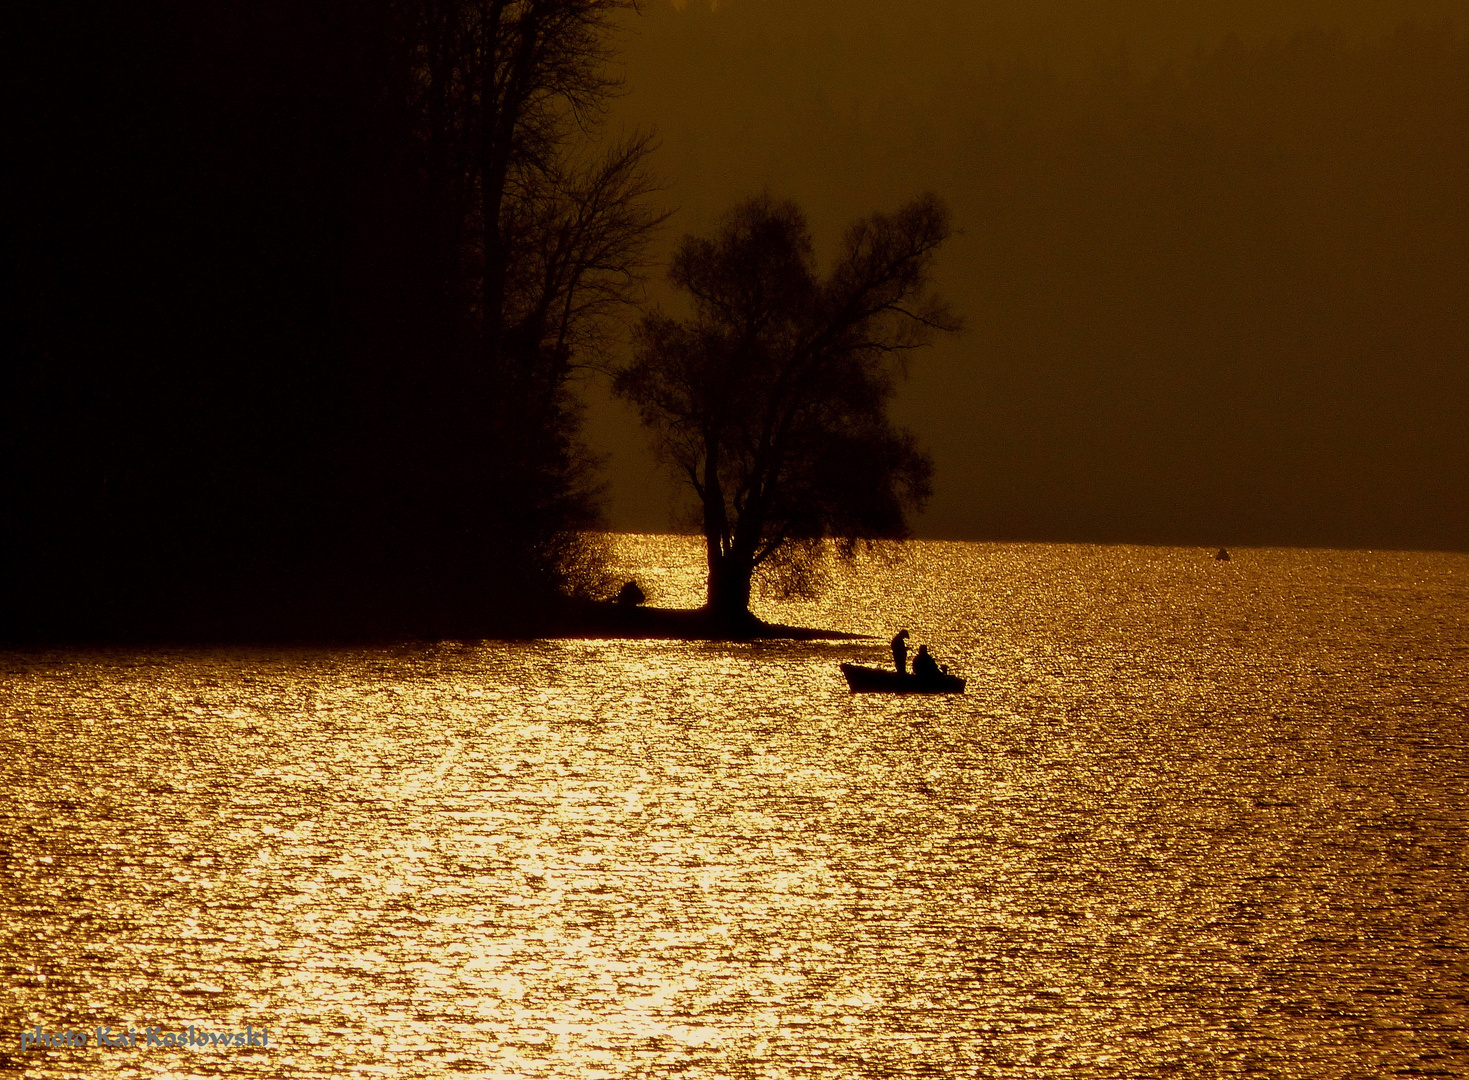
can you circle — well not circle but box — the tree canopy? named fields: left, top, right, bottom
left=615, top=193, right=959, bottom=625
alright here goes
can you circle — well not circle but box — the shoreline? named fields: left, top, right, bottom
left=546, top=601, right=873, bottom=642
left=0, top=602, right=873, bottom=648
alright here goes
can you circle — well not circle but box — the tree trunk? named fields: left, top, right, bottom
left=705, top=548, right=755, bottom=629
left=699, top=434, right=755, bottom=628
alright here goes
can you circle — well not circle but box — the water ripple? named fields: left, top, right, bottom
left=2, top=540, right=1466, bottom=1077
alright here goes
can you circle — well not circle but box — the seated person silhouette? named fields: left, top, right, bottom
left=912, top=644, right=941, bottom=682
left=891, top=629, right=910, bottom=674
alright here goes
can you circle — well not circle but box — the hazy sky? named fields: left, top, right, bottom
left=585, top=0, right=1469, bottom=550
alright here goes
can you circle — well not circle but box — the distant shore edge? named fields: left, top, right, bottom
left=548, top=601, right=872, bottom=642
left=0, top=602, right=873, bottom=648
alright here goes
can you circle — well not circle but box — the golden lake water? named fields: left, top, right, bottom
left=2, top=538, right=1466, bottom=1077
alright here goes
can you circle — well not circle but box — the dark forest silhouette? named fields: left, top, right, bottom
left=3, top=0, right=661, bottom=641
left=615, top=194, right=958, bottom=628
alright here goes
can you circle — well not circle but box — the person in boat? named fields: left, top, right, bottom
left=890, top=629, right=909, bottom=675
left=912, top=644, right=942, bottom=682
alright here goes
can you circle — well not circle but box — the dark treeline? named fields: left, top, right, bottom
left=4, top=1, right=656, bottom=641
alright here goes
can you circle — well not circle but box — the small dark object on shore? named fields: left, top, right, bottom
left=616, top=580, right=647, bottom=606
left=1216, top=548, right=1231, bottom=561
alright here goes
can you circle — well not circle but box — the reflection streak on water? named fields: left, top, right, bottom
left=1, top=539, right=1467, bottom=1077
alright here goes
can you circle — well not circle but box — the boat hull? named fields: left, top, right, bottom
left=840, top=663, right=966, bottom=694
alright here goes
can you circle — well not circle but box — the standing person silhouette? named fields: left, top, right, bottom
left=891, top=629, right=910, bottom=675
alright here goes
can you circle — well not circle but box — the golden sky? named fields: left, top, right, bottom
left=587, top=1, right=1469, bottom=550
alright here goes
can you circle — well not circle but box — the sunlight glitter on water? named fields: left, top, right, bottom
left=2, top=539, right=1467, bottom=1077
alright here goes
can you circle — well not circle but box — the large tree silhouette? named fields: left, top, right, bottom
left=615, top=194, right=958, bottom=626
left=2, top=0, right=662, bottom=639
